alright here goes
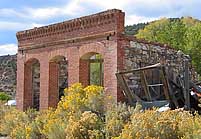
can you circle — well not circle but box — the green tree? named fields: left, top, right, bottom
left=125, top=23, right=148, bottom=35
left=185, top=23, right=201, bottom=74
left=181, top=16, right=200, bottom=27
left=136, top=18, right=172, bottom=43
left=136, top=18, right=187, bottom=50
left=135, top=17, right=201, bottom=75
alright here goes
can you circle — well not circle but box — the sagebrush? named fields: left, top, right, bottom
left=1, top=83, right=201, bottom=139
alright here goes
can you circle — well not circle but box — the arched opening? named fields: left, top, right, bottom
left=49, top=56, right=68, bottom=107
left=24, top=58, right=40, bottom=110
left=79, top=52, right=103, bottom=86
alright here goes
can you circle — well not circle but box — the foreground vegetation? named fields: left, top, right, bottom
left=1, top=83, right=201, bottom=139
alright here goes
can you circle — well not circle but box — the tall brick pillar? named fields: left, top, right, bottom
left=16, top=54, right=25, bottom=110
left=40, top=56, right=49, bottom=110
left=68, top=47, right=79, bottom=86
left=104, top=41, right=118, bottom=103
left=40, top=57, right=61, bottom=109
left=23, top=62, right=33, bottom=109
left=48, top=62, right=59, bottom=108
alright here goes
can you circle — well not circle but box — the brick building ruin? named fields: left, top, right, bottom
left=16, top=9, right=197, bottom=111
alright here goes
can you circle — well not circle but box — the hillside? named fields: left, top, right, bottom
left=0, top=55, right=16, bottom=97
left=125, top=22, right=148, bottom=35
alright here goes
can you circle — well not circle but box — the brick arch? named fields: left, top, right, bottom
left=79, top=42, right=105, bottom=59
left=79, top=52, right=103, bottom=86
left=47, top=49, right=68, bottom=62
left=80, top=52, right=100, bottom=59
left=23, top=58, right=40, bottom=110
left=79, top=43, right=105, bottom=87
left=49, top=55, right=67, bottom=62
left=25, top=57, right=40, bottom=63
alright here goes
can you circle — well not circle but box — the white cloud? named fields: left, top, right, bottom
left=64, top=0, right=84, bottom=16
left=24, top=0, right=84, bottom=20
left=25, top=7, right=61, bottom=20
left=126, top=15, right=158, bottom=25
left=0, top=8, right=26, bottom=18
left=82, top=0, right=132, bottom=9
left=0, top=21, right=44, bottom=31
left=0, top=21, right=24, bottom=31
left=80, top=0, right=201, bottom=20
left=0, top=0, right=85, bottom=21
left=0, top=44, right=17, bottom=56
left=0, top=0, right=200, bottom=24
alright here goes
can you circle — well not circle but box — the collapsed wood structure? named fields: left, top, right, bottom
left=116, top=62, right=201, bottom=112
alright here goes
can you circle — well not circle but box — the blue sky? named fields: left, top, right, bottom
left=0, top=0, right=201, bottom=56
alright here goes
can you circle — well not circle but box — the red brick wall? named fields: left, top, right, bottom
left=39, top=55, right=50, bottom=110
left=16, top=9, right=126, bottom=111
left=116, top=38, right=130, bottom=102
left=48, top=62, right=59, bottom=108
left=79, top=59, right=89, bottom=87
left=23, top=60, right=33, bottom=110
left=16, top=53, right=24, bottom=110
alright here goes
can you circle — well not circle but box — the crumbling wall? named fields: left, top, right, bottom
left=123, top=40, right=198, bottom=100
left=125, top=41, right=198, bottom=79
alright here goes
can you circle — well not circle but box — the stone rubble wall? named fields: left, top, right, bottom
left=123, top=41, right=198, bottom=99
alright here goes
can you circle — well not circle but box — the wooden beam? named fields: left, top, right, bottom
left=117, top=63, right=161, bottom=74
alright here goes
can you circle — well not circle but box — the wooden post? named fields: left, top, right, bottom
left=184, top=60, right=190, bottom=110
left=141, top=71, right=152, bottom=101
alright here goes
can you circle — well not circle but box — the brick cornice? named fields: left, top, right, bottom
left=16, top=9, right=123, bottom=44
left=18, top=31, right=116, bottom=51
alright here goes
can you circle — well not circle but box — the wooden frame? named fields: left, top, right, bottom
left=116, top=63, right=184, bottom=108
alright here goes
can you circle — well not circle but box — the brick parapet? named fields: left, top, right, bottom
left=17, top=9, right=124, bottom=48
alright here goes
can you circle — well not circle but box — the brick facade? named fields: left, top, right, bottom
left=16, top=9, right=125, bottom=110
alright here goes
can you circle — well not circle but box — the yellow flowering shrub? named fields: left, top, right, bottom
left=27, top=109, right=55, bottom=139
left=65, top=111, right=104, bottom=139
left=42, top=83, right=105, bottom=139
left=178, top=112, right=201, bottom=139
left=0, top=108, right=29, bottom=136
left=34, top=108, right=66, bottom=139
left=2, top=83, right=201, bottom=139
left=0, top=101, right=9, bottom=136
left=42, top=117, right=66, bottom=139
left=116, top=110, right=201, bottom=139
left=57, top=83, right=104, bottom=116
left=106, top=103, right=135, bottom=139
left=57, top=83, right=86, bottom=113
left=84, top=85, right=104, bottom=113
